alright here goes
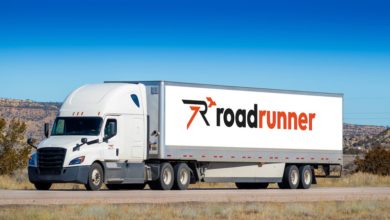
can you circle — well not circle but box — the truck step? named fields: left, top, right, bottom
left=106, top=178, right=124, bottom=183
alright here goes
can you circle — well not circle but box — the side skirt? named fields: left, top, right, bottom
left=104, top=162, right=145, bottom=184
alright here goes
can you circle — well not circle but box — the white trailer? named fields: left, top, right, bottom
left=28, top=81, right=343, bottom=190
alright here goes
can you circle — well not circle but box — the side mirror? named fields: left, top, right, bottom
left=44, top=123, right=50, bottom=138
left=81, top=138, right=88, bottom=144
left=27, top=138, right=37, bottom=149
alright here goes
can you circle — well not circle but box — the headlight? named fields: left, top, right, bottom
left=69, top=156, right=85, bottom=165
left=28, top=153, right=37, bottom=166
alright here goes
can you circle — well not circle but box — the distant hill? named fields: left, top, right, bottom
left=343, top=123, right=388, bottom=150
left=343, top=123, right=386, bottom=137
left=354, top=128, right=390, bottom=149
left=0, top=98, right=61, bottom=140
left=0, top=98, right=388, bottom=149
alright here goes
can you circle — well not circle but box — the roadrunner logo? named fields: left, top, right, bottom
left=182, top=97, right=316, bottom=131
left=182, top=97, right=216, bottom=129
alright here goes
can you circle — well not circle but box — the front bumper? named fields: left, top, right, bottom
left=28, top=166, right=90, bottom=184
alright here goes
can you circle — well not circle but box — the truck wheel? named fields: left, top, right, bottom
left=278, top=165, right=299, bottom=189
left=85, top=163, right=104, bottom=191
left=148, top=163, right=174, bottom=190
left=298, top=165, right=313, bottom=189
left=173, top=163, right=191, bottom=190
left=235, top=182, right=269, bottom=189
left=34, top=182, right=52, bottom=190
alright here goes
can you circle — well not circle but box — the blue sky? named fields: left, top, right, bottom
left=0, top=0, right=389, bottom=126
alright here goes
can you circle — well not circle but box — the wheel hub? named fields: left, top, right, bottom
left=304, top=169, right=312, bottom=185
left=291, top=169, right=299, bottom=185
left=92, top=169, right=101, bottom=186
left=163, top=168, right=172, bottom=185
left=180, top=169, right=189, bottom=185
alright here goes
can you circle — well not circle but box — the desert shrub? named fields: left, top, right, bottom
left=354, top=146, right=390, bottom=176
left=0, top=118, right=31, bottom=175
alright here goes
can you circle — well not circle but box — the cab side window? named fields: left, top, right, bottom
left=104, top=119, right=117, bottom=138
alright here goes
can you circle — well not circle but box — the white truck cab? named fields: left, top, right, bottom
left=29, top=83, right=148, bottom=190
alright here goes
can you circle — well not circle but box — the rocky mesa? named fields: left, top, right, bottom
left=0, top=98, right=60, bottom=140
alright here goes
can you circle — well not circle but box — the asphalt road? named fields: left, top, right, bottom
left=0, top=187, right=389, bottom=205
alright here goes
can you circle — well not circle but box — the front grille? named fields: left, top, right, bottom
left=38, top=148, right=66, bottom=175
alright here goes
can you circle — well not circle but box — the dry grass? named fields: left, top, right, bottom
left=0, top=170, right=84, bottom=190
left=0, top=200, right=389, bottom=220
left=0, top=170, right=34, bottom=190
left=1, top=170, right=389, bottom=190
left=316, top=172, right=390, bottom=187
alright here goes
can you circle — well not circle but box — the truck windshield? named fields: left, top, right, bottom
left=51, top=117, right=103, bottom=136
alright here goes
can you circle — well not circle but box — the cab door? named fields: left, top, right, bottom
left=102, top=117, right=121, bottom=161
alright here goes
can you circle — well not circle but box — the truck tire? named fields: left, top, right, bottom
left=85, top=163, right=104, bottom=191
left=235, top=182, right=269, bottom=189
left=278, top=165, right=299, bottom=189
left=173, top=163, right=191, bottom=190
left=298, top=165, right=313, bottom=189
left=148, top=163, right=174, bottom=190
left=34, top=182, right=52, bottom=190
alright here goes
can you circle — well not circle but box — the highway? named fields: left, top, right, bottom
left=0, top=187, right=389, bottom=205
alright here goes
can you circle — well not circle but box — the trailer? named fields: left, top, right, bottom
left=28, top=81, right=343, bottom=190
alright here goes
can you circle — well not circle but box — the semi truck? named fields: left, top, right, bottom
left=27, top=81, right=343, bottom=191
